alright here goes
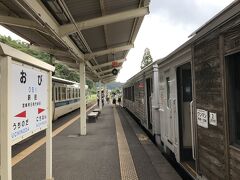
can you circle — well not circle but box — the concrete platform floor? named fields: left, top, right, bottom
left=12, top=105, right=181, bottom=180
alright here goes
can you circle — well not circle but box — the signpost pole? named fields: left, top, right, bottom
left=80, top=62, right=86, bottom=135
left=0, top=56, right=12, bottom=180
left=46, top=72, right=53, bottom=180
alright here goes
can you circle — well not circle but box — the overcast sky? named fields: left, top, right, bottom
left=0, top=0, right=235, bottom=83
left=117, top=0, right=235, bottom=82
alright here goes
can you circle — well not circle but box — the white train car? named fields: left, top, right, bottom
left=123, top=42, right=196, bottom=177
left=123, top=2, right=240, bottom=179
left=123, top=64, right=156, bottom=134
left=156, top=43, right=196, bottom=176
left=52, top=77, right=88, bottom=120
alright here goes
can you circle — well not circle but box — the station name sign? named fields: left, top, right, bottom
left=11, top=61, right=48, bottom=145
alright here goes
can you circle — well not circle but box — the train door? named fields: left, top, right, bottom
left=177, top=62, right=196, bottom=174
left=163, top=70, right=175, bottom=151
left=146, top=78, right=153, bottom=130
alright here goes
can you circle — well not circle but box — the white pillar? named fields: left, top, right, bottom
left=99, top=81, right=102, bottom=110
left=80, top=62, right=86, bottom=135
left=152, top=64, right=160, bottom=135
left=46, top=72, right=53, bottom=180
left=0, top=57, right=12, bottom=180
left=103, top=84, right=106, bottom=105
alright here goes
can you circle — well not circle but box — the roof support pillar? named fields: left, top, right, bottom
left=103, top=84, right=106, bottom=105
left=80, top=62, right=86, bottom=135
left=99, top=81, right=102, bottom=110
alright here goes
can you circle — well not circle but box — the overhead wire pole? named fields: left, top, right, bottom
left=80, top=62, right=87, bottom=135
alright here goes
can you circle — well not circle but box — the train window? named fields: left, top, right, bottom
left=125, top=88, right=127, bottom=99
left=150, top=78, right=153, bottom=93
left=73, top=88, right=75, bottom=98
left=62, top=87, right=66, bottom=100
left=58, top=87, right=61, bottom=101
left=71, top=88, right=74, bottom=99
left=227, top=53, right=240, bottom=146
left=166, top=77, right=170, bottom=107
left=55, top=87, right=58, bottom=101
left=182, top=70, right=192, bottom=102
left=128, top=87, right=130, bottom=100
left=67, top=88, right=71, bottom=99
left=79, top=89, right=80, bottom=97
left=70, top=88, right=73, bottom=99
left=131, top=86, right=135, bottom=101
left=75, top=88, right=78, bottom=98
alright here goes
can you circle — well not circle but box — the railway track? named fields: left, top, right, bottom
left=12, top=102, right=97, bottom=167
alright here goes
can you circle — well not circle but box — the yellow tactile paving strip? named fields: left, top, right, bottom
left=113, top=107, right=138, bottom=180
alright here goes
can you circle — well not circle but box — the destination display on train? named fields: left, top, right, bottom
left=11, top=61, right=48, bottom=144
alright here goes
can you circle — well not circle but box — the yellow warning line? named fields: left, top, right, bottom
left=182, top=161, right=197, bottom=177
left=12, top=103, right=96, bottom=166
left=113, top=107, right=138, bottom=180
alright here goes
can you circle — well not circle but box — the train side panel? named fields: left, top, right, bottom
left=53, top=100, right=80, bottom=120
left=192, top=14, right=240, bottom=180
left=123, top=67, right=156, bottom=133
left=124, top=83, right=145, bottom=122
left=158, top=47, right=193, bottom=165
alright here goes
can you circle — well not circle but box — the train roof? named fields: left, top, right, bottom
left=53, top=76, right=89, bottom=89
left=124, top=1, right=240, bottom=87
left=189, top=0, right=239, bottom=38
left=123, top=60, right=157, bottom=86
left=52, top=76, right=79, bottom=85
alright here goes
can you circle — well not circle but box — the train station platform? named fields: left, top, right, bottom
left=12, top=105, right=181, bottom=180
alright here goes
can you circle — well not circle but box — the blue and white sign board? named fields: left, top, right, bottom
left=11, top=61, right=48, bottom=145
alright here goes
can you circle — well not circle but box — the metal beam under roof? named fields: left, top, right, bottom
left=98, top=67, right=122, bottom=75
left=59, top=7, right=149, bottom=36
left=92, top=58, right=125, bottom=70
left=0, top=0, right=150, bottom=83
left=85, top=44, right=134, bottom=60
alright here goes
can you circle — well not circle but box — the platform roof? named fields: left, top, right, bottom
left=0, top=0, right=150, bottom=83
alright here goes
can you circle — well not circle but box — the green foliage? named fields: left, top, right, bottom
left=0, top=35, right=96, bottom=91
left=106, top=81, right=123, bottom=90
left=111, top=88, right=121, bottom=95
left=141, top=48, right=153, bottom=69
left=86, top=94, right=97, bottom=103
left=0, top=35, right=53, bottom=64
left=54, top=64, right=79, bottom=82
left=86, top=80, right=96, bottom=94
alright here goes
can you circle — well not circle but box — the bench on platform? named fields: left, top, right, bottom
left=93, top=108, right=101, bottom=116
left=87, top=111, right=99, bottom=123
